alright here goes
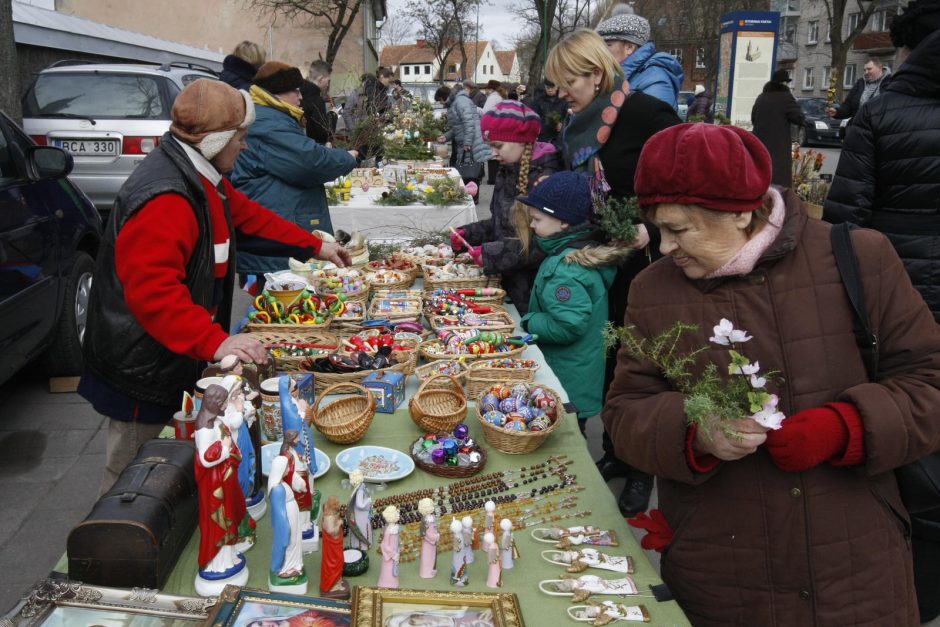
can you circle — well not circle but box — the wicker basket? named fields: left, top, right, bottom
left=409, top=375, right=468, bottom=433
left=423, top=287, right=507, bottom=308
left=418, top=339, right=527, bottom=363
left=366, top=270, right=415, bottom=293
left=422, top=266, right=501, bottom=292
left=476, top=383, right=565, bottom=454
left=310, top=382, right=376, bottom=444
left=415, top=359, right=469, bottom=388
left=410, top=436, right=487, bottom=478
left=245, top=317, right=332, bottom=333
left=366, top=258, right=420, bottom=281
left=330, top=300, right=367, bottom=331
left=249, top=329, right=340, bottom=373
left=428, top=311, right=517, bottom=333
left=308, top=360, right=411, bottom=394
left=336, top=332, right=420, bottom=375
left=312, top=271, right=370, bottom=300
left=367, top=297, right=423, bottom=323
left=466, top=358, right=540, bottom=399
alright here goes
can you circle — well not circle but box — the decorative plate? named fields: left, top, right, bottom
left=260, top=442, right=330, bottom=479
left=334, top=445, right=415, bottom=482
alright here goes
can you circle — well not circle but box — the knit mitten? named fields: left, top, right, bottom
left=765, top=402, right=865, bottom=472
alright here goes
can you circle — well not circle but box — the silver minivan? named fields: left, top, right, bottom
left=22, top=62, right=217, bottom=213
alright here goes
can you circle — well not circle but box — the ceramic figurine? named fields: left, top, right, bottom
left=320, top=495, right=350, bottom=599
left=542, top=548, right=634, bottom=574
left=418, top=497, right=439, bottom=579
left=484, top=532, right=501, bottom=588
left=215, top=375, right=261, bottom=514
left=346, top=469, right=373, bottom=551
left=279, top=375, right=319, bottom=552
left=531, top=525, right=619, bottom=548
left=461, top=515, right=475, bottom=564
left=377, top=505, right=401, bottom=588
left=266, top=430, right=307, bottom=594
left=567, top=601, right=650, bottom=625
left=500, top=518, right=517, bottom=569
left=193, top=383, right=252, bottom=596
left=450, top=517, right=468, bottom=586
left=482, top=500, right=496, bottom=552
left=538, top=574, right=639, bottom=602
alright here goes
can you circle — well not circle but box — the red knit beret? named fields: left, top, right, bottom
left=634, top=123, right=772, bottom=212
left=481, top=101, right=542, bottom=144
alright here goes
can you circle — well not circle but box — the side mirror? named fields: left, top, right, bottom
left=26, top=145, right=73, bottom=180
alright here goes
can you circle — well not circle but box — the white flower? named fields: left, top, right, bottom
left=710, top=319, right=734, bottom=345
left=728, top=328, right=753, bottom=343
left=750, top=395, right=785, bottom=430
left=742, top=362, right=761, bottom=376
left=749, top=373, right=767, bottom=388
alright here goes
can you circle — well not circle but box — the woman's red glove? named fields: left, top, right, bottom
left=628, top=509, right=673, bottom=552
left=765, top=402, right=865, bottom=472
left=449, top=228, right=467, bottom=252
left=467, top=245, right=483, bottom=266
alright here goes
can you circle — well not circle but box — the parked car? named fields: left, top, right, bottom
left=0, top=111, right=103, bottom=385
left=21, top=61, right=218, bottom=214
left=794, top=97, right=842, bottom=147
left=677, top=90, right=694, bottom=121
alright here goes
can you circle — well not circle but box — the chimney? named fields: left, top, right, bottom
left=416, top=39, right=426, bottom=48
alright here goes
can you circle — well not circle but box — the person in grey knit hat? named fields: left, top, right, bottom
left=595, top=4, right=683, bottom=109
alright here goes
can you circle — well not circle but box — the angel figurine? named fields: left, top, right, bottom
left=346, top=469, right=373, bottom=551
left=450, top=517, right=468, bottom=586
left=499, top=518, right=517, bottom=569
left=542, top=548, right=634, bottom=574
left=461, top=516, right=476, bottom=564
left=538, top=574, right=639, bottom=602
left=319, top=495, right=350, bottom=599
left=481, top=500, right=496, bottom=552
left=531, top=525, right=618, bottom=548
left=377, top=505, right=401, bottom=588
left=266, top=430, right=307, bottom=594
left=567, top=601, right=651, bottom=625
left=484, top=532, right=501, bottom=588
left=418, top=497, right=439, bottom=579
left=279, top=375, right=319, bottom=552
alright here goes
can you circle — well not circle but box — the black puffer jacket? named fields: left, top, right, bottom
left=824, top=30, right=940, bottom=319
left=460, top=147, right=564, bottom=314
left=529, top=83, right=568, bottom=143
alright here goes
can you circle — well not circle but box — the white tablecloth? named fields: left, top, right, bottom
left=328, top=188, right=478, bottom=239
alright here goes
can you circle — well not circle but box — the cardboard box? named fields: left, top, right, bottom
left=363, top=370, right=406, bottom=413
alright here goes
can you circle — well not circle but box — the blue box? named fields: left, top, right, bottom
left=363, top=370, right=406, bottom=413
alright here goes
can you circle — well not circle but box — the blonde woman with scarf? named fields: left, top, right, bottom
left=231, top=61, right=358, bottom=284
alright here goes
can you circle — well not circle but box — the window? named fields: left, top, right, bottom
left=844, top=63, right=857, bottom=87
left=404, top=66, right=410, bottom=75
left=871, top=9, right=895, bottom=32
left=822, top=66, right=831, bottom=89
left=807, top=20, right=818, bottom=44
left=0, top=128, right=18, bottom=185
left=490, top=65, right=494, bottom=74
left=424, top=65, right=431, bottom=74
left=802, top=67, right=815, bottom=90
left=668, top=48, right=683, bottom=64
left=824, top=20, right=830, bottom=42
left=448, top=64, right=457, bottom=73
left=23, top=73, right=167, bottom=119
left=847, top=12, right=860, bottom=35
left=695, top=48, right=706, bottom=69
left=482, top=65, right=486, bottom=75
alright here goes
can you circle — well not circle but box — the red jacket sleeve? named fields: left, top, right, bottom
left=222, top=178, right=322, bottom=257
left=115, top=194, right=229, bottom=360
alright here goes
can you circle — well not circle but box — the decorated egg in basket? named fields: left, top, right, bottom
left=483, top=410, right=506, bottom=427
left=481, top=393, right=500, bottom=413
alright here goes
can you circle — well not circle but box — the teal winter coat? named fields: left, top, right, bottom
left=232, top=104, right=356, bottom=275
left=521, top=227, right=630, bottom=417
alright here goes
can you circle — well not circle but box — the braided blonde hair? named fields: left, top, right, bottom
left=513, top=143, right=535, bottom=255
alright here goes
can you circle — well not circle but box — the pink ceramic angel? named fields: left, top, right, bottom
left=484, top=532, right=501, bottom=588
left=481, top=500, right=496, bottom=552
left=418, top=497, right=439, bottom=579
left=377, top=505, right=401, bottom=588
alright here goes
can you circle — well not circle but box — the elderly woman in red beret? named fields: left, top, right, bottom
left=602, top=122, right=940, bottom=625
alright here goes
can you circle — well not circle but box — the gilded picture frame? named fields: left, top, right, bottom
left=351, top=587, right=525, bottom=627
left=204, top=585, right=352, bottom=626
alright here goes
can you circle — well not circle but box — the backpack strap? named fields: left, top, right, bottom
left=830, top=223, right=879, bottom=381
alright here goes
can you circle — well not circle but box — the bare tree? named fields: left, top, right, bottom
left=248, top=0, right=365, bottom=66
left=379, top=15, right=415, bottom=48
left=510, top=0, right=595, bottom=84
left=0, top=0, right=20, bottom=124
left=817, top=0, right=879, bottom=102
left=404, top=0, right=477, bottom=83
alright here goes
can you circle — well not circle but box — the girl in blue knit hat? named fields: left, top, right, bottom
left=518, top=171, right=633, bottom=434
left=449, top=101, right=562, bottom=314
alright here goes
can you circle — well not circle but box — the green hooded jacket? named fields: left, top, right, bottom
left=521, top=227, right=631, bottom=417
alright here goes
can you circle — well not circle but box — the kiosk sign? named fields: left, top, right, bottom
left=715, top=12, right=781, bottom=128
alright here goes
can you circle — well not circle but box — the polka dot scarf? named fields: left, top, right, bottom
left=562, top=75, right=632, bottom=174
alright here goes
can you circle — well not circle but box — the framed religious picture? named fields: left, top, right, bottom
left=1, top=577, right=214, bottom=625
left=204, top=585, right=352, bottom=626
left=351, top=587, right=524, bottom=627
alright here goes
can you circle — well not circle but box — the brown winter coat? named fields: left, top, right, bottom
left=602, top=189, right=940, bottom=626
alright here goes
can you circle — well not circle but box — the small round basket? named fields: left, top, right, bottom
left=310, top=382, right=376, bottom=444
left=476, top=383, right=565, bottom=455
left=415, top=359, right=469, bottom=389
left=409, top=374, right=467, bottom=433
left=419, top=339, right=527, bottom=363
left=467, top=358, right=540, bottom=399
left=410, top=435, right=487, bottom=478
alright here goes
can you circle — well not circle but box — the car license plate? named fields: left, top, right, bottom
left=55, top=139, right=120, bottom=156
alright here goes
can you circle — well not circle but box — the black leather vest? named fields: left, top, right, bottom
left=83, top=134, right=234, bottom=407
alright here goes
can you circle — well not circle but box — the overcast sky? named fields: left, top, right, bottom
left=383, top=0, right=522, bottom=50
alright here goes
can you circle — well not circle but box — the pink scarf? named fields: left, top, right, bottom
left=705, top=188, right=786, bottom=279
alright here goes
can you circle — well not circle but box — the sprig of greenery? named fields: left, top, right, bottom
left=596, top=196, right=640, bottom=242
left=423, top=176, right=470, bottom=206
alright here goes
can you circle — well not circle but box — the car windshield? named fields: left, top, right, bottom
left=800, top=99, right=828, bottom=116
left=23, top=73, right=167, bottom=119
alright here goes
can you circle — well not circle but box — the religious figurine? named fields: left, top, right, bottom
left=215, top=375, right=261, bottom=515
left=532, top=525, right=619, bottom=548
left=193, top=383, right=253, bottom=596
left=346, top=469, right=373, bottom=552
left=461, top=515, right=475, bottom=564
left=279, top=375, right=319, bottom=552
left=319, top=495, right=350, bottom=599
left=450, top=517, right=468, bottom=586
left=543, top=548, right=634, bottom=574
left=500, top=518, right=517, bottom=569
left=481, top=500, right=496, bottom=552
left=539, top=574, right=639, bottom=602
left=568, top=601, right=651, bottom=625
left=418, top=497, right=439, bottom=579
left=377, top=505, right=401, bottom=588
left=266, top=430, right=307, bottom=594
left=484, top=532, right=501, bottom=588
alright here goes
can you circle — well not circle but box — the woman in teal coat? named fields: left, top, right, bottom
left=518, top=172, right=632, bottom=430
left=232, top=62, right=357, bottom=278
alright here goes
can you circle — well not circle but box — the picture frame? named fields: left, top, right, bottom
left=351, top=587, right=525, bottom=627
left=1, top=577, right=214, bottom=625
left=204, top=585, right=353, bottom=626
